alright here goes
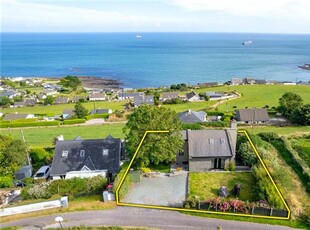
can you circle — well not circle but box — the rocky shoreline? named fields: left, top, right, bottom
left=78, top=76, right=123, bottom=90
left=298, top=64, right=310, bottom=70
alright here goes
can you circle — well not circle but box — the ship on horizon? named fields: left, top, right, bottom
left=136, top=35, right=142, bottom=38
left=242, top=39, right=252, bottom=45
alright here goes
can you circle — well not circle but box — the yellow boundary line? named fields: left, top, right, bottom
left=116, top=130, right=291, bottom=220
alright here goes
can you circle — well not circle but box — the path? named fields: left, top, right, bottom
left=1, top=206, right=295, bottom=230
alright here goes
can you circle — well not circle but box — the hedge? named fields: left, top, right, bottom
left=62, top=119, right=86, bottom=125
left=0, top=121, right=60, bottom=128
left=85, top=114, right=109, bottom=120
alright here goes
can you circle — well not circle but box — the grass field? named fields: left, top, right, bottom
left=291, top=138, right=310, bottom=167
left=1, top=123, right=125, bottom=148
left=190, top=84, right=310, bottom=111
left=189, top=172, right=256, bottom=202
left=242, top=125, right=310, bottom=136
left=162, top=100, right=215, bottom=112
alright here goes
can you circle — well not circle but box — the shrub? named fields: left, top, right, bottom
left=237, top=142, right=257, bottom=167
left=113, top=169, right=131, bottom=199
left=258, top=132, right=279, bottom=142
left=0, top=175, right=13, bottom=188
left=22, top=183, right=52, bottom=199
left=62, top=119, right=86, bottom=125
left=140, top=167, right=152, bottom=173
left=225, top=161, right=235, bottom=171
left=30, top=148, right=49, bottom=164
left=0, top=121, right=60, bottom=128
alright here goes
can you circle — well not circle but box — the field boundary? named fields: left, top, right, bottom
left=115, top=130, right=291, bottom=220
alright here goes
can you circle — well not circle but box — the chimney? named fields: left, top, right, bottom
left=57, top=135, right=64, bottom=141
left=230, top=120, right=237, bottom=129
left=188, top=109, right=192, bottom=114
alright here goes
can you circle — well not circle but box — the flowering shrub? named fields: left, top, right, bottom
left=230, top=199, right=246, bottom=213
left=218, top=201, right=231, bottom=212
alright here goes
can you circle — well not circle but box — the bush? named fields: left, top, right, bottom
left=22, top=183, right=51, bottom=199
left=0, top=121, right=60, bottom=128
left=30, top=148, right=49, bottom=164
left=113, top=169, right=131, bottom=199
left=237, top=142, right=257, bottom=167
left=85, top=114, right=109, bottom=120
left=181, top=123, right=201, bottom=130
left=258, top=132, right=279, bottom=142
left=0, top=175, right=13, bottom=188
left=62, top=119, right=86, bottom=125
left=225, top=161, right=235, bottom=171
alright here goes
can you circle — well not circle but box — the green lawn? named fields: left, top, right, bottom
left=243, top=125, right=310, bottom=136
left=1, top=101, right=125, bottom=116
left=189, top=84, right=310, bottom=111
left=291, top=138, right=310, bottom=167
left=1, top=123, right=125, bottom=148
left=189, top=172, right=256, bottom=202
left=163, top=100, right=215, bottom=113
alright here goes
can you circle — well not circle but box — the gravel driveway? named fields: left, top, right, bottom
left=123, top=171, right=188, bottom=207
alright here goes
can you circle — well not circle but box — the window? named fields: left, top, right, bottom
left=220, top=138, right=225, bottom=144
left=80, top=150, right=85, bottom=157
left=103, top=149, right=109, bottom=156
left=62, top=151, right=68, bottom=157
left=209, top=139, right=214, bottom=144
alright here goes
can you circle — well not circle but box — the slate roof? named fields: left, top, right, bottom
left=51, top=138, right=122, bottom=176
left=161, top=92, right=179, bottom=100
left=178, top=110, right=206, bottom=123
left=54, top=97, right=69, bottom=104
left=133, top=95, right=154, bottom=106
left=236, top=108, right=269, bottom=122
left=185, top=129, right=236, bottom=158
left=2, top=114, right=30, bottom=121
left=186, top=92, right=198, bottom=100
left=90, top=109, right=111, bottom=115
left=72, top=96, right=85, bottom=102
left=89, top=93, right=105, bottom=99
left=118, top=92, right=143, bottom=99
left=62, top=109, right=75, bottom=119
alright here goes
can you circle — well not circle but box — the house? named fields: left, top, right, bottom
left=178, top=109, right=206, bottom=123
left=244, top=78, right=256, bottom=84
left=256, top=79, right=267, bottom=85
left=90, top=108, right=113, bottom=115
left=89, top=93, right=106, bottom=101
left=54, top=97, right=70, bottom=104
left=13, top=99, right=37, bottom=107
left=175, top=122, right=237, bottom=171
left=236, top=108, right=269, bottom=124
left=230, top=78, right=243, bottom=85
left=72, top=96, right=85, bottom=102
left=186, top=92, right=200, bottom=102
left=133, top=95, right=154, bottom=107
left=37, top=93, right=47, bottom=100
left=118, top=92, right=143, bottom=100
left=160, top=92, right=179, bottom=101
left=50, top=136, right=122, bottom=179
left=198, top=82, right=218, bottom=88
left=2, top=113, right=35, bottom=121
left=0, top=90, right=20, bottom=99
left=41, top=89, right=58, bottom=96
left=62, top=109, right=75, bottom=119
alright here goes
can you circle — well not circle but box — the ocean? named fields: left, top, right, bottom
left=1, top=33, right=309, bottom=88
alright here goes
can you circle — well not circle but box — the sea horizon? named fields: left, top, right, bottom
left=1, top=32, right=309, bottom=88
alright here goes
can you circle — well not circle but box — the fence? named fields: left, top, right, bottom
left=184, top=201, right=288, bottom=218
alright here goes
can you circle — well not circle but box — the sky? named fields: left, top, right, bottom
left=1, top=0, right=310, bottom=34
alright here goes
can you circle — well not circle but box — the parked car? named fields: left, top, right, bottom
left=33, top=166, right=51, bottom=180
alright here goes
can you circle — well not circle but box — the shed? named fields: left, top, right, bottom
left=15, top=165, right=33, bottom=180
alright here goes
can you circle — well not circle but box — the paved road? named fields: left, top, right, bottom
left=2, top=206, right=294, bottom=230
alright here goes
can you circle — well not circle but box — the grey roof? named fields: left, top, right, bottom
left=118, top=92, right=143, bottom=98
left=51, top=138, right=122, bottom=176
left=161, top=92, right=179, bottom=99
left=236, top=109, right=269, bottom=122
left=178, top=110, right=206, bottom=123
left=204, top=92, right=224, bottom=98
left=186, top=92, right=198, bottom=100
left=55, top=97, right=69, bottom=104
left=90, top=109, right=111, bottom=115
left=72, top=96, right=85, bottom=102
left=62, top=109, right=75, bottom=115
left=134, top=95, right=154, bottom=106
left=0, top=91, right=17, bottom=97
left=2, top=114, right=30, bottom=121
left=185, top=129, right=236, bottom=158
left=15, top=99, right=37, bottom=107
left=89, top=93, right=105, bottom=99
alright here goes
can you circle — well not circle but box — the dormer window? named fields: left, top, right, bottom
left=220, top=138, right=225, bottom=144
left=62, top=151, right=68, bottom=157
left=80, top=150, right=85, bottom=157
left=103, top=149, right=109, bottom=156
left=209, top=139, right=214, bottom=144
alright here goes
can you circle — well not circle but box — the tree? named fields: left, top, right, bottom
left=0, top=135, right=28, bottom=176
left=278, top=92, right=303, bottom=119
left=123, top=105, right=184, bottom=167
left=60, top=75, right=81, bottom=91
left=0, top=97, right=11, bottom=108
left=291, top=104, right=310, bottom=125
left=44, top=96, right=55, bottom=105
left=74, top=101, right=88, bottom=118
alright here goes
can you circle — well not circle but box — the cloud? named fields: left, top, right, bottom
left=1, top=0, right=162, bottom=32
left=171, top=0, right=310, bottom=20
